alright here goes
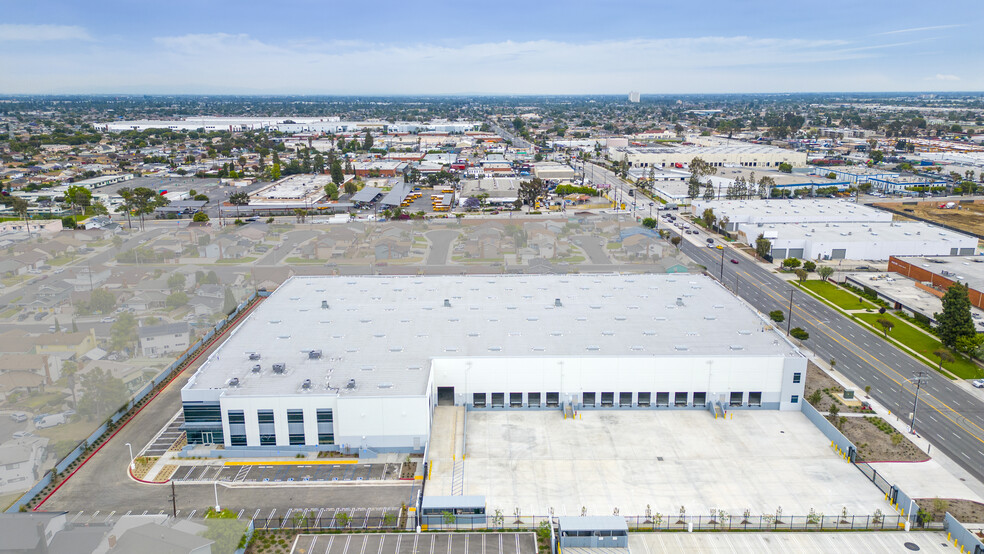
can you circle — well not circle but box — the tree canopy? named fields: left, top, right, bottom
left=935, top=283, right=976, bottom=349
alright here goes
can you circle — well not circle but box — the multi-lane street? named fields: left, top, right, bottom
left=674, top=229, right=984, bottom=483
left=580, top=159, right=984, bottom=482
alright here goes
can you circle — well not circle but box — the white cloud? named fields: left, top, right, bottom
left=875, top=24, right=964, bottom=36
left=929, top=74, right=961, bottom=81
left=0, top=24, right=92, bottom=41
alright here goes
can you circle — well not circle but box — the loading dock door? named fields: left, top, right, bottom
left=831, top=248, right=846, bottom=260
left=437, top=387, right=455, bottom=406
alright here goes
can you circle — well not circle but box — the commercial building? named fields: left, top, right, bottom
left=609, top=145, right=807, bottom=170
left=245, top=174, right=334, bottom=210
left=100, top=117, right=479, bottom=135
left=690, top=199, right=893, bottom=234
left=736, top=221, right=976, bottom=261
left=842, top=272, right=984, bottom=332
left=68, top=173, right=134, bottom=189
left=889, top=256, right=984, bottom=311
left=179, top=274, right=806, bottom=452
left=811, top=167, right=945, bottom=193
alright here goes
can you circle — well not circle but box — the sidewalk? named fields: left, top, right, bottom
left=810, top=356, right=984, bottom=502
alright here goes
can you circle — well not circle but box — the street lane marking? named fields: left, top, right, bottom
left=735, top=268, right=984, bottom=449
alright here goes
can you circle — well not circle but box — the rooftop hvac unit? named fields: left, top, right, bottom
left=309, top=350, right=322, bottom=359
left=272, top=363, right=286, bottom=374
left=248, top=353, right=261, bottom=361
left=346, top=379, right=356, bottom=389
left=302, top=379, right=311, bottom=389
left=443, top=299, right=451, bottom=308
left=675, top=297, right=684, bottom=307
left=251, top=364, right=261, bottom=373
left=321, top=300, right=329, bottom=309
left=555, top=298, right=562, bottom=307
left=228, top=377, right=240, bottom=387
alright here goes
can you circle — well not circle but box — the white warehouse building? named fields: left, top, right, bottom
left=609, top=145, right=808, bottom=170
left=737, top=221, right=977, bottom=261
left=689, top=199, right=893, bottom=234
left=180, top=274, right=807, bottom=454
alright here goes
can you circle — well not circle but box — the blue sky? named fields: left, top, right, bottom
left=0, top=0, right=981, bottom=94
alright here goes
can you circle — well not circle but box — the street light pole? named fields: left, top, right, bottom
left=786, top=290, right=794, bottom=335
left=125, top=442, right=134, bottom=471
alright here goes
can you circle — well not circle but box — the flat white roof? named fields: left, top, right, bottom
left=185, top=274, right=800, bottom=398
left=748, top=221, right=976, bottom=245
left=692, top=199, right=893, bottom=224
left=896, top=255, right=984, bottom=289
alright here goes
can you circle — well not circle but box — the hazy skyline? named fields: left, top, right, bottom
left=1, top=0, right=982, bottom=95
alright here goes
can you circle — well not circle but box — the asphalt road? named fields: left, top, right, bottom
left=38, top=300, right=412, bottom=514
left=671, top=227, right=984, bottom=483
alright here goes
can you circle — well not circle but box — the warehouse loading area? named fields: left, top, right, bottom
left=425, top=410, right=894, bottom=518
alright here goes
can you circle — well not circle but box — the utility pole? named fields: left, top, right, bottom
left=910, top=371, right=928, bottom=434
left=170, top=481, right=177, bottom=517
left=786, top=289, right=794, bottom=335
left=719, top=248, right=725, bottom=279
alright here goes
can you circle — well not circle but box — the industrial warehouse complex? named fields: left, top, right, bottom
left=180, top=274, right=807, bottom=452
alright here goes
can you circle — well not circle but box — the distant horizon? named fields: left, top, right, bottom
left=1, top=1, right=982, bottom=95
left=1, top=91, right=983, bottom=99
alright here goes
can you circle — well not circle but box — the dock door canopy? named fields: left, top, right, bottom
left=437, top=387, right=455, bottom=406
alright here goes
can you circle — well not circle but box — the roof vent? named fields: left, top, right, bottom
left=321, top=300, right=329, bottom=309
left=272, top=363, right=286, bottom=374
left=346, top=379, right=356, bottom=389
left=228, top=377, right=240, bottom=387
left=251, top=364, right=261, bottom=373
left=444, top=298, right=451, bottom=308
left=308, top=350, right=322, bottom=359
left=555, top=298, right=562, bottom=307
left=302, top=379, right=312, bottom=389
left=248, top=353, right=261, bottom=361
left=676, top=297, right=684, bottom=306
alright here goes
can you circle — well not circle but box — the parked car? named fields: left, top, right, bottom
left=9, top=411, right=28, bottom=423
left=972, top=379, right=984, bottom=389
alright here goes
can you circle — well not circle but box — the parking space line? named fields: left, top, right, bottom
left=251, top=509, right=261, bottom=521
left=187, top=509, right=197, bottom=519
left=71, top=511, right=84, bottom=522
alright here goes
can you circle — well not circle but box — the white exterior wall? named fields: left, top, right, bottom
left=216, top=393, right=429, bottom=449
left=765, top=235, right=977, bottom=261
left=335, top=396, right=431, bottom=450
left=430, top=356, right=805, bottom=411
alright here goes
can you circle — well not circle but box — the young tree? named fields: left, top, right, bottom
left=701, top=208, right=716, bottom=228
left=781, top=257, right=801, bottom=269
left=933, top=349, right=954, bottom=372
left=769, top=310, right=785, bottom=323
left=192, top=211, right=210, bottom=222
left=876, top=318, right=894, bottom=338
left=324, top=183, right=340, bottom=200
left=270, top=162, right=281, bottom=180
left=670, top=236, right=682, bottom=249
left=802, top=260, right=817, bottom=272
left=795, top=268, right=808, bottom=282
left=702, top=183, right=715, bottom=201
left=754, top=234, right=772, bottom=259
left=641, top=217, right=656, bottom=229
left=790, top=327, right=810, bottom=341
left=817, top=266, right=834, bottom=281
left=344, top=181, right=359, bottom=195
left=935, top=283, right=975, bottom=348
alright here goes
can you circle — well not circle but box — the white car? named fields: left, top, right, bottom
left=972, top=379, right=984, bottom=389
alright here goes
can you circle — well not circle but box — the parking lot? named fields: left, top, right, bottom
left=169, top=462, right=400, bottom=483
left=65, top=505, right=403, bottom=526
left=429, top=409, right=895, bottom=518
left=139, top=411, right=185, bottom=457
left=291, top=532, right=538, bottom=554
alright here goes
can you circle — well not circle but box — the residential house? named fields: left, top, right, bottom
left=0, top=371, right=46, bottom=402
left=195, top=284, right=225, bottom=299
left=124, top=291, right=167, bottom=312
left=0, top=353, right=61, bottom=384
left=138, top=322, right=191, bottom=357
left=12, top=251, right=47, bottom=272
left=32, top=329, right=98, bottom=359
left=0, top=436, right=51, bottom=495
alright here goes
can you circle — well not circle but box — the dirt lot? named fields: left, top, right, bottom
left=915, top=498, right=984, bottom=525
left=838, top=416, right=928, bottom=462
left=874, top=200, right=984, bottom=237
